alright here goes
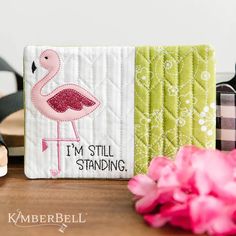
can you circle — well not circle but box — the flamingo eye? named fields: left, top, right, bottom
left=45, top=57, right=48, bottom=60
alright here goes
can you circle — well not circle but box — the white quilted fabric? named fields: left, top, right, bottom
left=24, top=46, right=135, bottom=179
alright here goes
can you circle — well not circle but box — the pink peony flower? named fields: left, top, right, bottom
left=128, top=146, right=236, bottom=236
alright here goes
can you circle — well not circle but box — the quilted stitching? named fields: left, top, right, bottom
left=135, top=45, right=216, bottom=174
left=24, top=45, right=215, bottom=178
left=24, top=46, right=135, bottom=179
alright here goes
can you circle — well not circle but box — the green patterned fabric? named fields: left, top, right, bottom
left=134, top=45, right=216, bottom=174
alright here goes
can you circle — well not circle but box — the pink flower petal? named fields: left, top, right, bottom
left=128, top=145, right=236, bottom=235
left=170, top=213, right=192, bottom=230
left=145, top=202, right=191, bottom=230
left=190, top=195, right=224, bottom=234
left=191, top=149, right=233, bottom=186
left=226, top=150, right=236, bottom=180
left=128, top=174, right=155, bottom=197
left=175, top=145, right=200, bottom=169
left=135, top=188, right=159, bottom=214
left=157, top=168, right=179, bottom=188
left=226, top=149, right=236, bottom=167
left=136, top=187, right=174, bottom=214
left=144, top=213, right=169, bottom=227
left=173, top=189, right=189, bottom=203
left=209, top=215, right=236, bottom=236
left=194, top=171, right=212, bottom=195
left=148, top=157, right=174, bottom=181
left=217, top=182, right=236, bottom=202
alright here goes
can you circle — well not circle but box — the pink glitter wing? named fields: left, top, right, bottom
left=47, top=89, right=96, bottom=113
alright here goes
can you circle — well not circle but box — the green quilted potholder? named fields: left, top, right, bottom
left=134, top=45, right=216, bottom=174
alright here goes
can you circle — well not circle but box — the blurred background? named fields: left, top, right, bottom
left=0, top=0, right=235, bottom=93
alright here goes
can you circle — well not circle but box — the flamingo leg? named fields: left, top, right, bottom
left=50, top=121, right=61, bottom=177
left=57, top=121, right=61, bottom=172
left=42, top=121, right=80, bottom=177
left=71, top=121, right=80, bottom=142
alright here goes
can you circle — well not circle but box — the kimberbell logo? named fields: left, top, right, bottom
left=8, top=209, right=87, bottom=233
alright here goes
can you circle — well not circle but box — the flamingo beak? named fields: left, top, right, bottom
left=31, top=61, right=37, bottom=74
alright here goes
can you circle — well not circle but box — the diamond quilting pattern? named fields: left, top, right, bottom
left=134, top=46, right=216, bottom=174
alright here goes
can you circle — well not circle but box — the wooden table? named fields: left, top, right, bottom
left=0, top=157, right=198, bottom=236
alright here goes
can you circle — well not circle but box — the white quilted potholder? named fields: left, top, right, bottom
left=24, top=46, right=135, bottom=179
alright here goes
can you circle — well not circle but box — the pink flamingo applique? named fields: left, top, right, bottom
left=31, top=49, right=100, bottom=177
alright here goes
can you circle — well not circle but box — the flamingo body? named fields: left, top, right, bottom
left=32, top=84, right=99, bottom=121
left=31, top=49, right=100, bottom=121
left=31, top=49, right=100, bottom=176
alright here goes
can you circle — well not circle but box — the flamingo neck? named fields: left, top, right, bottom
left=32, top=67, right=59, bottom=97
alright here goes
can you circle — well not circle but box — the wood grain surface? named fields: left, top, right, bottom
left=0, top=157, right=200, bottom=236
